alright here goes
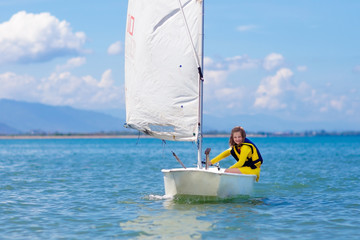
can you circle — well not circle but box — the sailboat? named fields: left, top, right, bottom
left=124, top=0, right=256, bottom=198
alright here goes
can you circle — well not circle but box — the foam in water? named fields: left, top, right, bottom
left=146, top=194, right=174, bottom=200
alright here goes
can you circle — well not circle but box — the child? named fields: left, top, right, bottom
left=209, top=126, right=263, bottom=182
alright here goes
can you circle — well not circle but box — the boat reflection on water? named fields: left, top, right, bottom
left=119, top=202, right=212, bottom=239
left=119, top=194, right=266, bottom=239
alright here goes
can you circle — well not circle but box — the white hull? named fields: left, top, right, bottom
left=161, top=167, right=256, bottom=198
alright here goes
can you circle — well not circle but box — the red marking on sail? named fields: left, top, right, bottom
left=127, top=15, right=135, bottom=36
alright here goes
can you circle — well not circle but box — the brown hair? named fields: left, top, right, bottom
left=229, top=126, right=246, bottom=147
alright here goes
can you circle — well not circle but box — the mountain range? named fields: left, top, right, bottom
left=0, top=99, right=126, bottom=134
left=0, top=98, right=354, bottom=135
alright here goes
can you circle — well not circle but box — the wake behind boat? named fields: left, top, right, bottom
left=124, top=0, right=256, bottom=197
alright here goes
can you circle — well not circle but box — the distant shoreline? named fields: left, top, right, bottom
left=0, top=134, right=229, bottom=140
left=0, top=135, right=147, bottom=140
left=1, top=131, right=359, bottom=140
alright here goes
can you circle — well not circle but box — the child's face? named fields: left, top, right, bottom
left=233, top=131, right=243, bottom=145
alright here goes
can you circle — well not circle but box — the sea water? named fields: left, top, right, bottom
left=1, top=136, right=359, bottom=239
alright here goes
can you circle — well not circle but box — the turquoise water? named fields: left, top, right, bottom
left=1, top=136, right=360, bottom=239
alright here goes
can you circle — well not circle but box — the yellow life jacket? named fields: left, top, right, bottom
left=230, top=139, right=263, bottom=169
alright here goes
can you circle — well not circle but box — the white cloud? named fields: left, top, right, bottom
left=0, top=11, right=86, bottom=64
left=297, top=65, right=308, bottom=72
left=39, top=69, right=121, bottom=108
left=204, top=69, right=228, bottom=86
left=203, top=57, right=222, bottom=85
left=205, top=55, right=259, bottom=72
left=254, top=68, right=294, bottom=110
left=330, top=97, right=345, bottom=111
left=98, top=69, right=114, bottom=88
left=56, top=57, right=86, bottom=71
left=237, top=25, right=257, bottom=32
left=65, top=57, right=86, bottom=68
left=202, top=54, right=360, bottom=121
left=253, top=66, right=355, bottom=116
left=0, top=72, right=37, bottom=101
left=204, top=57, right=215, bottom=68
left=263, top=53, right=284, bottom=71
left=203, top=56, right=259, bottom=99
left=0, top=70, right=122, bottom=109
left=202, top=56, right=260, bottom=112
left=107, top=41, right=123, bottom=55
left=215, top=87, right=242, bottom=100
left=317, top=95, right=348, bottom=113
left=225, top=56, right=259, bottom=71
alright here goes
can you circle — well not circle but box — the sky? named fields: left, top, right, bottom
left=0, top=0, right=359, bottom=131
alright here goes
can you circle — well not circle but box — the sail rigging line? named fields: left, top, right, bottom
left=135, top=130, right=141, bottom=145
left=177, top=0, right=204, bottom=168
left=177, top=0, right=203, bottom=76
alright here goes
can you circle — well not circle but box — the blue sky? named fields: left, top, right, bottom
left=1, top=0, right=359, bottom=131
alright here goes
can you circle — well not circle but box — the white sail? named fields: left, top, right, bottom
left=124, top=0, right=203, bottom=141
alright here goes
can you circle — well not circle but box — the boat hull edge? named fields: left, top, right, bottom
left=161, top=168, right=256, bottom=198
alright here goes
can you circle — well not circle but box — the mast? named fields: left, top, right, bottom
left=197, top=0, right=204, bottom=168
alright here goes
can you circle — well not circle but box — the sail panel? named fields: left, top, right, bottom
left=125, top=0, right=203, bottom=141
